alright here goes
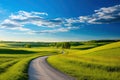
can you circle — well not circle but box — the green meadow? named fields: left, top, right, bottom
left=0, top=40, right=120, bottom=80
left=48, top=41, right=120, bottom=80
left=0, top=42, right=58, bottom=80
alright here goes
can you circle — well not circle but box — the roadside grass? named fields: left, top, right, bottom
left=0, top=56, right=37, bottom=80
left=48, top=41, right=120, bottom=80
left=0, top=43, right=58, bottom=80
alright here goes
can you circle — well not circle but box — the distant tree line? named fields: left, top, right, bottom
left=1, top=40, right=119, bottom=48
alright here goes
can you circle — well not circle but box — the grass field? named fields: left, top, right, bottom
left=48, top=41, right=120, bottom=80
left=0, top=43, right=58, bottom=80
left=0, top=41, right=120, bottom=80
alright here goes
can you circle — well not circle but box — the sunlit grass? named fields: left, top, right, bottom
left=0, top=41, right=120, bottom=80
left=48, top=42, right=120, bottom=80
left=0, top=43, right=58, bottom=80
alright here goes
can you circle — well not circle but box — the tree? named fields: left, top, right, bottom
left=55, top=42, right=71, bottom=49
left=62, top=42, right=71, bottom=49
left=55, top=42, right=62, bottom=48
left=24, top=43, right=31, bottom=48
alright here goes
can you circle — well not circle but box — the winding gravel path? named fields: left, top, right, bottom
left=28, top=56, right=75, bottom=80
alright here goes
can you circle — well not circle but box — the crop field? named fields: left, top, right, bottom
left=48, top=41, right=120, bottom=80
left=0, top=43, right=58, bottom=80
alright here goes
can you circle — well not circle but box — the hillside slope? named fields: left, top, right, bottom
left=48, top=41, right=120, bottom=80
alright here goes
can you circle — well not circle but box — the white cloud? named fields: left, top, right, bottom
left=84, top=5, right=120, bottom=24
left=0, top=10, right=64, bottom=29
left=67, top=5, right=120, bottom=24
left=0, top=5, right=119, bottom=34
left=0, top=10, right=79, bottom=33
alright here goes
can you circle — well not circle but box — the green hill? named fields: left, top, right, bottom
left=48, top=41, right=120, bottom=80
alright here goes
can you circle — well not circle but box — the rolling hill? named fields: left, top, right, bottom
left=48, top=41, right=120, bottom=80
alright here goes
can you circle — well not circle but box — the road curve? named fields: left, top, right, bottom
left=28, top=56, right=75, bottom=80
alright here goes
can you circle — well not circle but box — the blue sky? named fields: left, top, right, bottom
left=0, top=0, right=120, bottom=42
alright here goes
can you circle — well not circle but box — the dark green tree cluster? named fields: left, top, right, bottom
left=62, top=42, right=71, bottom=49
left=24, top=43, right=31, bottom=48
left=55, top=42, right=71, bottom=49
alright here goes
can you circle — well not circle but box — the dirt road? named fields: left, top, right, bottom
left=28, top=56, right=75, bottom=80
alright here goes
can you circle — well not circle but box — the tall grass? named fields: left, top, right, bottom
left=0, top=56, right=37, bottom=80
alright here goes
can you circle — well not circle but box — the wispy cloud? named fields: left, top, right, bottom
left=33, top=27, right=79, bottom=33
left=0, top=4, right=119, bottom=34
left=79, top=5, right=120, bottom=24
left=93, top=5, right=120, bottom=23
left=65, top=4, right=120, bottom=25
left=0, top=10, right=79, bottom=33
